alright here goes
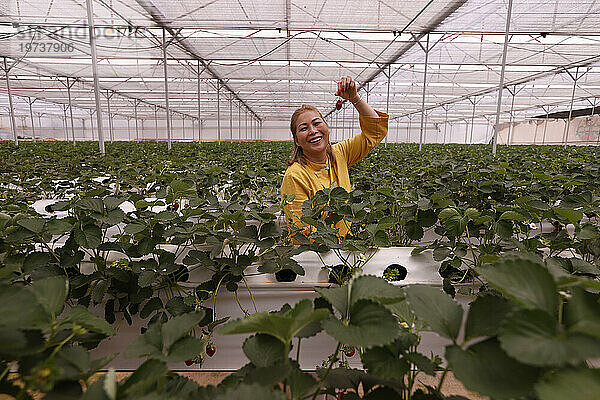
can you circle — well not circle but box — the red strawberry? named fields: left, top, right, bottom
left=344, top=346, right=355, bottom=357
left=336, top=100, right=342, bottom=110
left=185, top=359, right=193, bottom=366
left=184, top=204, right=189, bottom=208
left=173, top=203, right=179, bottom=211
left=206, top=344, right=216, bottom=357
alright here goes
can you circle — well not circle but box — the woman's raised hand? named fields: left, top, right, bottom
left=336, top=76, right=360, bottom=103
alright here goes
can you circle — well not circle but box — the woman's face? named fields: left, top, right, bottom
left=294, top=110, right=330, bottom=163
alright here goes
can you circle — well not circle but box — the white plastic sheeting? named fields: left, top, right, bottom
left=1, top=0, right=600, bottom=142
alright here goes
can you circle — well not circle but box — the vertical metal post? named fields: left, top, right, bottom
left=3, top=58, right=18, bottom=145
left=507, top=87, right=516, bottom=144
left=408, top=115, right=412, bottom=142
left=162, top=28, right=172, bottom=150
left=419, top=34, right=430, bottom=151
left=342, top=105, right=346, bottom=141
left=443, top=106, right=449, bottom=144
left=245, top=109, right=248, bottom=139
left=63, top=107, right=69, bottom=140
left=182, top=116, right=185, bottom=140
left=154, top=106, right=159, bottom=141
left=134, top=101, right=139, bottom=140
left=37, top=114, right=42, bottom=141
left=229, top=97, right=233, bottom=142
left=563, top=67, right=579, bottom=148
left=66, top=77, right=75, bottom=143
left=469, top=97, right=477, bottom=144
left=85, top=0, right=105, bottom=154
left=127, top=117, right=131, bottom=141
left=106, top=90, right=113, bottom=142
left=385, top=64, right=391, bottom=147
left=28, top=98, right=36, bottom=142
left=89, top=111, right=95, bottom=140
left=238, top=102, right=241, bottom=141
left=217, top=81, right=221, bottom=143
left=533, top=118, right=540, bottom=144
left=492, top=0, right=514, bottom=155
left=82, top=118, right=86, bottom=140
left=141, top=119, right=145, bottom=140
left=197, top=61, right=201, bottom=142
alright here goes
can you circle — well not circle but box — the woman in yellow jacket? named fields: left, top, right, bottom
left=281, top=76, right=388, bottom=237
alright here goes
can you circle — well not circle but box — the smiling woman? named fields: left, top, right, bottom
left=281, top=76, right=389, bottom=237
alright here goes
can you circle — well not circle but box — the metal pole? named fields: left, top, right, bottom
left=127, top=117, right=131, bottom=141
left=154, top=106, right=158, bottom=142
left=407, top=115, right=412, bottom=142
left=66, top=77, right=75, bottom=144
left=197, top=61, right=201, bottom=142
left=217, top=81, right=221, bottom=143
left=106, top=90, right=113, bottom=142
left=563, top=67, right=579, bottom=148
left=443, top=106, right=448, bottom=144
left=82, top=118, right=86, bottom=140
left=245, top=109, right=248, bottom=139
left=492, top=0, right=514, bottom=155
left=385, top=64, right=391, bottom=147
left=37, top=114, right=42, bottom=141
left=419, top=34, right=430, bottom=151
left=134, top=101, right=139, bottom=140
left=229, top=97, right=233, bottom=142
left=28, top=98, right=36, bottom=142
left=89, top=111, right=95, bottom=140
left=469, top=97, right=476, bottom=144
left=85, top=0, right=105, bottom=155
left=63, top=107, right=69, bottom=140
left=3, top=58, right=18, bottom=145
left=507, top=87, right=516, bottom=144
left=533, top=118, right=540, bottom=144
left=182, top=116, right=185, bottom=140
left=238, top=102, right=241, bottom=141
left=162, top=28, right=172, bottom=150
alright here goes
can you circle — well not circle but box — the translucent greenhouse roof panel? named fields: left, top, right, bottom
left=438, top=0, right=600, bottom=34
left=2, top=0, right=154, bottom=26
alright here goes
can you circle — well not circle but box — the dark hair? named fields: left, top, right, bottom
left=287, top=105, right=335, bottom=167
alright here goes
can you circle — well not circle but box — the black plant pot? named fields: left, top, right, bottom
left=328, top=264, right=351, bottom=285
left=275, top=269, right=297, bottom=282
left=382, top=264, right=408, bottom=281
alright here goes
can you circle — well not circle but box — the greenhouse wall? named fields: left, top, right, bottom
left=498, top=115, right=600, bottom=145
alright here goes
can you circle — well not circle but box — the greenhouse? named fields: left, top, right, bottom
left=1, top=0, right=599, bottom=399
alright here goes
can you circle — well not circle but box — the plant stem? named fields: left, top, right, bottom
left=296, top=337, right=302, bottom=362
left=310, top=342, right=342, bottom=400
left=436, top=366, right=449, bottom=393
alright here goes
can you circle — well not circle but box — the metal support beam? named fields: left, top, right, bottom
left=63, top=106, right=69, bottom=141
left=27, top=98, right=36, bottom=142
left=85, top=0, right=105, bottom=155
left=66, top=77, right=75, bottom=144
left=443, top=106, right=449, bottom=144
left=134, top=100, right=139, bottom=140
left=507, top=87, right=517, bottom=144
left=469, top=97, right=477, bottom=144
left=492, top=0, right=514, bottom=156
left=418, top=34, right=430, bottom=151
left=217, top=81, right=221, bottom=143
left=127, top=118, right=131, bottom=141
left=563, top=67, right=580, bottom=148
left=197, top=61, right=201, bottom=142
left=238, top=102, right=241, bottom=141
left=182, top=116, right=185, bottom=140
left=151, top=107, right=157, bottom=141
left=385, top=64, right=391, bottom=147
left=3, top=58, right=18, bottom=145
left=106, top=90, right=114, bottom=142
left=162, top=28, right=172, bottom=150
left=229, top=97, right=233, bottom=143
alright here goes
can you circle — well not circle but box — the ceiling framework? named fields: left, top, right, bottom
left=1, top=0, right=600, bottom=128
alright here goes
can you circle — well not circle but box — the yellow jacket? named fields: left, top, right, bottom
left=281, top=110, right=389, bottom=237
